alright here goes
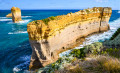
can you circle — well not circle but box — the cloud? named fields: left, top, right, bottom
left=95, top=0, right=108, bottom=3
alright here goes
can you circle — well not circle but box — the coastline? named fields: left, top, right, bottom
left=27, top=7, right=112, bottom=70
left=1, top=9, right=120, bottom=73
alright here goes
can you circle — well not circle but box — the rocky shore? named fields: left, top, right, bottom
left=27, top=7, right=112, bottom=70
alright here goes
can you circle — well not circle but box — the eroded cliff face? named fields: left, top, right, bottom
left=6, top=13, right=12, bottom=18
left=27, top=7, right=112, bottom=70
left=11, top=7, right=22, bottom=23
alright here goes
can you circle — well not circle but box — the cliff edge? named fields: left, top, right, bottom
left=11, top=7, right=22, bottom=23
left=27, top=7, right=112, bottom=70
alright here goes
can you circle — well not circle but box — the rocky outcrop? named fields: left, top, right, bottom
left=6, top=13, right=12, bottom=18
left=11, top=7, right=22, bottom=23
left=27, top=7, right=112, bottom=70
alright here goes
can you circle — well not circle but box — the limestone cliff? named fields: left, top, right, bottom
left=6, top=13, right=12, bottom=18
left=27, top=7, right=112, bottom=70
left=11, top=7, right=22, bottom=23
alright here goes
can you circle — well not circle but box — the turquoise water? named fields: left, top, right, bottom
left=0, top=10, right=120, bottom=73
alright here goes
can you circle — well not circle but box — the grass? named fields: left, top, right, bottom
left=110, top=28, right=120, bottom=40
left=101, top=48, right=120, bottom=58
left=42, top=16, right=56, bottom=25
left=68, top=64, right=85, bottom=73
left=42, top=18, right=50, bottom=25
left=49, top=16, right=56, bottom=20
left=54, top=42, right=120, bottom=73
left=55, top=55, right=120, bottom=73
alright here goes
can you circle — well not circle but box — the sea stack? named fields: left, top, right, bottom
left=11, top=7, right=22, bottom=23
left=6, top=13, right=12, bottom=18
left=27, top=7, right=112, bottom=70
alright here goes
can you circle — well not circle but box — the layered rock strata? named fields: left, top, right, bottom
left=11, top=7, right=22, bottom=23
left=27, top=7, right=112, bottom=70
left=6, top=13, right=12, bottom=18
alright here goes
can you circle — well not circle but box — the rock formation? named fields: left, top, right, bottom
left=11, top=7, right=22, bottom=23
left=27, top=7, right=112, bottom=70
left=6, top=13, right=12, bottom=18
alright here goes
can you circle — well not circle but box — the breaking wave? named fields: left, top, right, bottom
left=22, top=16, right=32, bottom=18
left=0, top=17, right=7, bottom=18
left=13, top=55, right=31, bottom=72
left=118, top=11, right=120, bottom=13
left=7, top=19, right=31, bottom=24
left=0, top=19, right=12, bottom=21
left=8, top=31, right=27, bottom=34
left=82, top=18, right=120, bottom=45
left=18, top=19, right=31, bottom=24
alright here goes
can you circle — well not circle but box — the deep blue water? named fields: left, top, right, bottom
left=0, top=10, right=120, bottom=73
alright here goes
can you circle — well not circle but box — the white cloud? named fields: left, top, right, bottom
left=95, top=0, right=108, bottom=3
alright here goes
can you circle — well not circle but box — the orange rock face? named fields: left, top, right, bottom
left=6, top=13, right=12, bottom=17
left=11, top=7, right=22, bottom=23
left=27, top=7, right=112, bottom=70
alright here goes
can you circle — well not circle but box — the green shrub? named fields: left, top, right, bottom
left=84, top=42, right=103, bottom=54
left=42, top=18, right=50, bottom=25
left=103, top=48, right=120, bottom=58
left=110, top=28, right=120, bottom=40
left=42, top=16, right=55, bottom=25
left=56, top=57, right=62, bottom=63
left=49, top=16, right=55, bottom=20
left=70, top=48, right=86, bottom=58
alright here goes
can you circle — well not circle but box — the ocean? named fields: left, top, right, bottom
left=0, top=10, right=120, bottom=73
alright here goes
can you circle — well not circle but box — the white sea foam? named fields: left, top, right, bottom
left=118, top=11, right=120, bottom=13
left=22, top=16, right=32, bottom=18
left=59, top=18, right=120, bottom=57
left=18, top=19, right=31, bottom=24
left=0, top=16, right=31, bottom=19
left=13, top=55, right=31, bottom=72
left=0, top=17, right=7, bottom=18
left=79, top=18, right=120, bottom=47
left=7, top=19, right=31, bottom=24
left=8, top=31, right=27, bottom=34
left=13, top=67, right=21, bottom=72
left=0, top=19, right=12, bottom=21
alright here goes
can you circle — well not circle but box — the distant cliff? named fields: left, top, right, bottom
left=27, top=7, right=112, bottom=70
left=11, top=7, right=22, bottom=23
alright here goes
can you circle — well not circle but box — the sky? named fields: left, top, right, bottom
left=0, top=0, right=120, bottom=10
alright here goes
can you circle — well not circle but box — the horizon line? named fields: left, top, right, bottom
left=0, top=9, right=82, bottom=10
left=0, top=9, right=119, bottom=10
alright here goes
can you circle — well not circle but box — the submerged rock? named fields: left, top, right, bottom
left=11, top=7, right=22, bottom=23
left=27, top=7, right=112, bottom=70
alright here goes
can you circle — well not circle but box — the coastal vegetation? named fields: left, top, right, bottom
left=70, top=48, right=86, bottom=58
left=42, top=16, right=56, bottom=25
left=110, top=28, right=120, bottom=40
left=84, top=42, right=103, bottom=54
left=37, top=39, right=120, bottom=73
